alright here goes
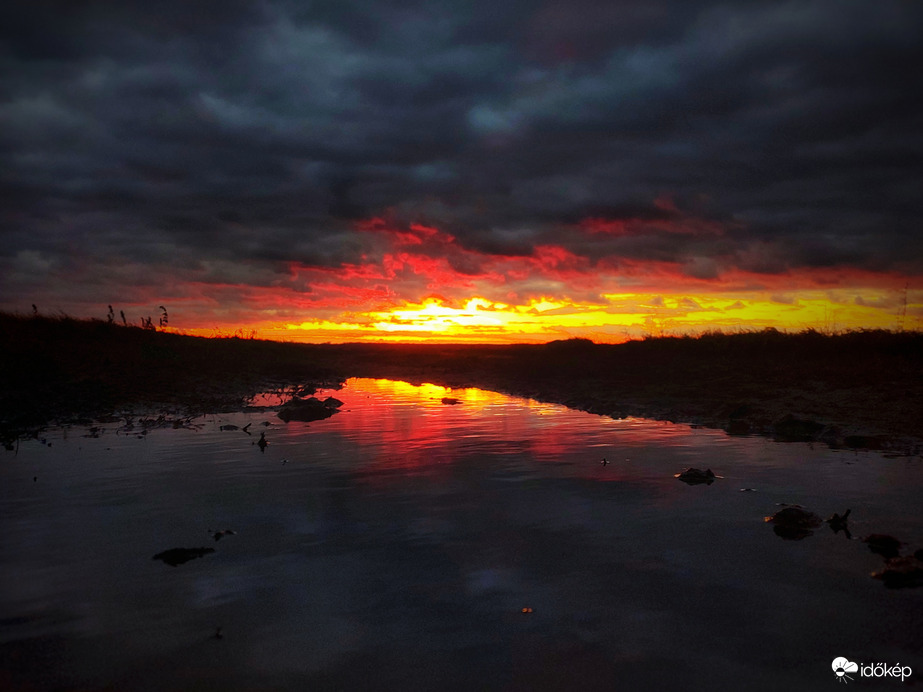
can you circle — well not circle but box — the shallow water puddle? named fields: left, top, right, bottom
left=2, top=378, right=922, bottom=691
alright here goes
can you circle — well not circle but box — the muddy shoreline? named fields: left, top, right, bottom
left=2, top=314, right=922, bottom=455
left=336, top=349, right=923, bottom=456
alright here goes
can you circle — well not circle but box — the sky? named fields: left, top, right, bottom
left=1, top=0, right=922, bottom=343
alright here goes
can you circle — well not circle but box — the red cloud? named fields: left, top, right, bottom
left=530, top=244, right=587, bottom=272
left=578, top=197, right=734, bottom=237
left=270, top=218, right=914, bottom=323
left=357, top=217, right=456, bottom=247
left=579, top=217, right=638, bottom=236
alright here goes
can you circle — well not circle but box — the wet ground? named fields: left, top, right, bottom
left=1, top=378, right=922, bottom=691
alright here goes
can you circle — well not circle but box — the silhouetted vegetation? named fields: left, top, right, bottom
left=0, top=312, right=341, bottom=445
left=1, top=311, right=921, bottom=452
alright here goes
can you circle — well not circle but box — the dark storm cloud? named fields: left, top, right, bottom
left=1, top=0, right=922, bottom=313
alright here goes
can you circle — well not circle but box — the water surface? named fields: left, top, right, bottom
left=2, top=378, right=921, bottom=691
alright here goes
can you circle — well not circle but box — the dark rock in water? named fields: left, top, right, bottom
left=773, top=415, right=824, bottom=442
left=219, top=424, right=240, bottom=431
left=764, top=505, right=823, bottom=540
left=278, top=397, right=341, bottom=423
left=210, top=529, right=236, bottom=542
left=765, top=505, right=823, bottom=528
left=441, top=397, right=461, bottom=405
left=769, top=524, right=814, bottom=541
left=864, top=534, right=902, bottom=560
left=152, top=547, right=215, bottom=567
left=825, top=509, right=851, bottom=536
left=871, top=556, right=923, bottom=588
left=257, top=432, right=268, bottom=450
left=323, top=397, right=344, bottom=408
left=674, top=467, right=719, bottom=485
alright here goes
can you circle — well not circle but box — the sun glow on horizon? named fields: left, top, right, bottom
left=162, top=286, right=923, bottom=344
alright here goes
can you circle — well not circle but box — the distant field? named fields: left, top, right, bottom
left=2, top=312, right=921, bottom=453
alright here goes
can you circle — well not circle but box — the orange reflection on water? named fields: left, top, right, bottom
left=304, top=378, right=691, bottom=484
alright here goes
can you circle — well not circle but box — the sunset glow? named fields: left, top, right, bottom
left=153, top=215, right=920, bottom=343
left=86, top=194, right=911, bottom=345
left=2, top=1, right=920, bottom=344
left=169, top=285, right=921, bottom=345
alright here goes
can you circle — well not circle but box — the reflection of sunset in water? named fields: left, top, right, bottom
left=287, top=378, right=725, bottom=485
left=5, top=377, right=923, bottom=692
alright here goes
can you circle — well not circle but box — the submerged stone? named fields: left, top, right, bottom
left=871, top=556, right=923, bottom=589
left=864, top=534, right=902, bottom=559
left=278, top=397, right=341, bottom=423
left=152, top=547, right=215, bottom=567
left=674, top=467, right=719, bottom=485
left=764, top=505, right=823, bottom=540
left=825, top=509, right=851, bottom=536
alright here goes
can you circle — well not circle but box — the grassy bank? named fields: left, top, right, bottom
left=2, top=312, right=922, bottom=453
left=0, top=313, right=342, bottom=439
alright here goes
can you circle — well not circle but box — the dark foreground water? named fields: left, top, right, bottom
left=2, top=378, right=921, bottom=691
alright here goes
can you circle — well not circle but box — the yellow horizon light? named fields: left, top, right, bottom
left=202, top=287, right=915, bottom=344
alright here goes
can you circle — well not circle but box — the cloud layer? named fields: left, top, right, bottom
left=1, top=0, right=921, bottom=337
